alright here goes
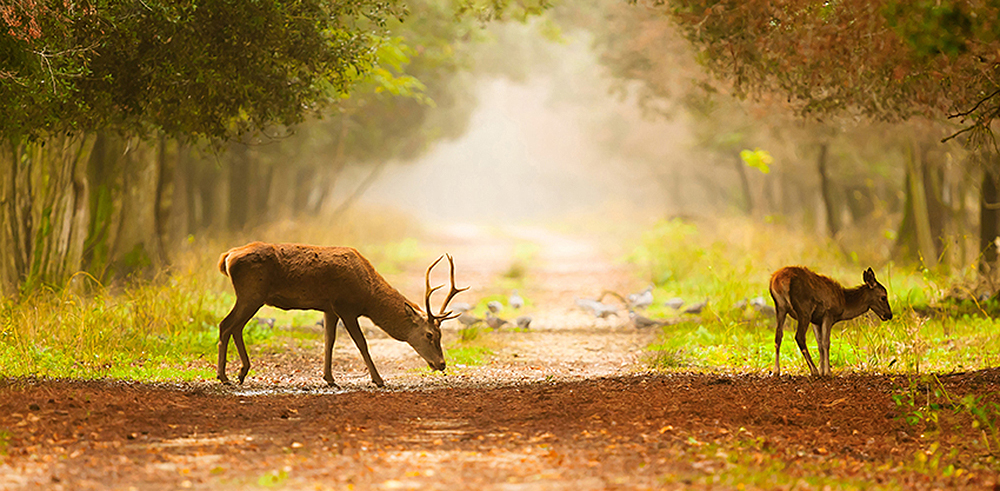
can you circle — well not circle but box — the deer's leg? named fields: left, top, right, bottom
left=773, top=306, right=787, bottom=376
left=217, top=299, right=261, bottom=385
left=342, top=316, right=385, bottom=388
left=819, top=317, right=834, bottom=376
left=793, top=311, right=820, bottom=376
left=322, top=311, right=342, bottom=388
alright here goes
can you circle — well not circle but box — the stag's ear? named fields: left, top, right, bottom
left=863, top=267, right=877, bottom=287
left=404, top=303, right=424, bottom=324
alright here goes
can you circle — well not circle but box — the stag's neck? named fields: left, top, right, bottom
left=841, top=285, right=871, bottom=321
left=362, top=282, right=416, bottom=342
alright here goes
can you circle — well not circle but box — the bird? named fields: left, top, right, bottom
left=487, top=300, right=503, bottom=313
left=509, top=290, right=524, bottom=310
left=450, top=302, right=473, bottom=313
left=515, top=315, right=532, bottom=329
left=682, top=298, right=708, bottom=315
left=628, top=285, right=654, bottom=310
left=458, top=312, right=483, bottom=327
left=629, top=311, right=666, bottom=329
left=750, top=296, right=776, bottom=317
left=254, top=317, right=276, bottom=328
left=576, top=297, right=618, bottom=318
left=485, top=311, right=509, bottom=329
left=733, top=298, right=748, bottom=310
left=663, top=297, right=685, bottom=310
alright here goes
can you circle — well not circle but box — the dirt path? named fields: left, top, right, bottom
left=1, top=226, right=998, bottom=489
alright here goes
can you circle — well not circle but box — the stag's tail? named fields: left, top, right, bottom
left=218, top=251, right=231, bottom=277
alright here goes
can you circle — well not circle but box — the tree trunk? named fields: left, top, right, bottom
left=733, top=154, right=753, bottom=215
left=981, top=164, right=999, bottom=273
left=817, top=143, right=840, bottom=237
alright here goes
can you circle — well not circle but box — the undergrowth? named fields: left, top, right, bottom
left=0, top=207, right=426, bottom=382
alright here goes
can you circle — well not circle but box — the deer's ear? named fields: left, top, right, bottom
left=404, top=303, right=424, bottom=323
left=863, top=267, right=876, bottom=287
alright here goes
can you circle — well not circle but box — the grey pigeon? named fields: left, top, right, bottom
left=485, top=311, right=509, bottom=329
left=254, top=317, right=276, bottom=328
left=574, top=297, right=617, bottom=318
left=733, top=298, right=748, bottom=310
left=682, top=298, right=708, bottom=315
left=749, top=296, right=775, bottom=316
left=509, top=290, right=524, bottom=310
left=450, top=302, right=473, bottom=313
left=487, top=300, right=504, bottom=313
left=628, top=285, right=654, bottom=310
left=515, top=315, right=532, bottom=329
left=629, top=311, right=666, bottom=328
left=458, top=312, right=483, bottom=327
left=663, top=297, right=685, bottom=310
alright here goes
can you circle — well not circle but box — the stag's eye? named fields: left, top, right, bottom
left=426, top=332, right=434, bottom=341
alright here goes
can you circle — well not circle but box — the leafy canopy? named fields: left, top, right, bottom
left=0, top=0, right=406, bottom=141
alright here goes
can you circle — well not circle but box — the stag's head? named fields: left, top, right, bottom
left=862, top=267, right=893, bottom=321
left=403, top=254, right=467, bottom=372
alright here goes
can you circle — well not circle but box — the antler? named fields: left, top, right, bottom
left=424, top=254, right=468, bottom=323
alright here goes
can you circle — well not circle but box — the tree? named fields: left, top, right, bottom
left=0, top=0, right=404, bottom=294
left=639, top=0, right=1000, bottom=271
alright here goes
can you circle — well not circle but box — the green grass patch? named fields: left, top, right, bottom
left=446, top=345, right=494, bottom=366
left=0, top=275, right=274, bottom=381
left=633, top=218, right=1000, bottom=375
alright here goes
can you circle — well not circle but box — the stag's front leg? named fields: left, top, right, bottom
left=322, top=311, right=341, bottom=387
left=342, top=316, right=385, bottom=388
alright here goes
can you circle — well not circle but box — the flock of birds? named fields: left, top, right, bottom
left=449, top=284, right=777, bottom=331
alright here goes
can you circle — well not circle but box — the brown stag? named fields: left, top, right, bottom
left=217, top=242, right=466, bottom=387
left=769, top=266, right=892, bottom=376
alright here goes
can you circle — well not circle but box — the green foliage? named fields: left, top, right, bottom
left=0, top=0, right=406, bottom=141
left=739, top=147, right=772, bottom=174
left=893, top=375, right=1000, bottom=456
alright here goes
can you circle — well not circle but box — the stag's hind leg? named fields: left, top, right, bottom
left=792, top=309, right=820, bottom=376
left=322, top=311, right=342, bottom=387
left=217, top=299, right=262, bottom=384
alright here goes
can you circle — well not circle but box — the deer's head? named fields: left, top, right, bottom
left=863, top=267, right=893, bottom=321
left=404, top=254, right=467, bottom=372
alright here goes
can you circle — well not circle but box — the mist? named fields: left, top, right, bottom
left=357, top=31, right=699, bottom=226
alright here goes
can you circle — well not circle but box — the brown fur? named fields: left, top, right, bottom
left=769, top=266, right=892, bottom=376
left=216, top=242, right=458, bottom=388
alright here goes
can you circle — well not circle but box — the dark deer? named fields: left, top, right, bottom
left=769, top=266, right=892, bottom=376
left=217, top=242, right=466, bottom=387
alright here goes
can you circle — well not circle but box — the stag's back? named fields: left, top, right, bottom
left=219, top=242, right=386, bottom=312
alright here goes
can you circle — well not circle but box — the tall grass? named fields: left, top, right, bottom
left=0, top=207, right=428, bottom=381
left=631, top=217, right=1000, bottom=375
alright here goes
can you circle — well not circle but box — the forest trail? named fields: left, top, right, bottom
left=1, top=225, right=995, bottom=490
left=245, top=223, right=658, bottom=391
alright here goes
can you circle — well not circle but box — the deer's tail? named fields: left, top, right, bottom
left=218, top=251, right=231, bottom=277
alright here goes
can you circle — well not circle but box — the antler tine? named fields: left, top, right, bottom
left=437, top=253, right=469, bottom=319
left=425, top=255, right=445, bottom=321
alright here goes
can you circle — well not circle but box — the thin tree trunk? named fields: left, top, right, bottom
left=981, top=165, right=999, bottom=273
left=817, top=143, right=840, bottom=237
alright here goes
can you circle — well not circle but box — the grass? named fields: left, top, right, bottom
left=0, top=207, right=425, bottom=382
left=631, top=217, right=1000, bottom=376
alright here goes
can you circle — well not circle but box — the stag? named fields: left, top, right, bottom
left=217, top=242, right=466, bottom=387
left=770, top=266, right=892, bottom=376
